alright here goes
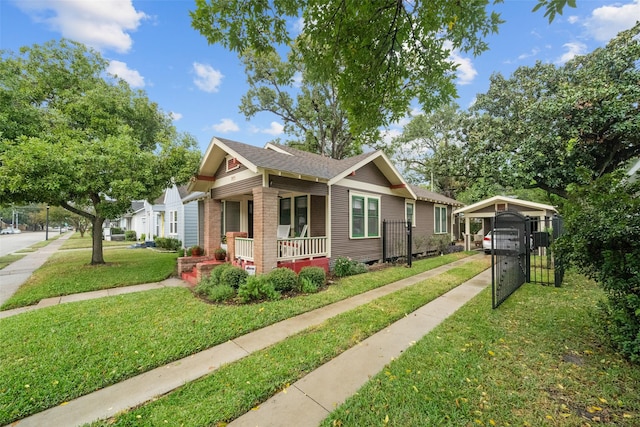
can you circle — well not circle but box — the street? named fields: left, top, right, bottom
left=0, top=231, right=49, bottom=257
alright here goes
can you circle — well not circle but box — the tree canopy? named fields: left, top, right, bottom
left=0, top=39, right=201, bottom=264
left=239, top=49, right=372, bottom=159
left=191, top=0, right=503, bottom=133
left=464, top=22, right=640, bottom=199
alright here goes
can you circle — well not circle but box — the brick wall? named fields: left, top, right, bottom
left=253, top=186, right=279, bottom=273
left=203, top=197, right=221, bottom=256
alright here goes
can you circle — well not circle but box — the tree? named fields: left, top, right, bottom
left=390, top=104, right=467, bottom=198
left=465, top=23, right=640, bottom=198
left=192, top=0, right=503, bottom=133
left=239, top=49, right=371, bottom=159
left=0, top=40, right=201, bottom=264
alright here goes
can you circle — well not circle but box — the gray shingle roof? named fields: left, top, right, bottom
left=216, top=137, right=373, bottom=180
left=410, top=185, right=462, bottom=206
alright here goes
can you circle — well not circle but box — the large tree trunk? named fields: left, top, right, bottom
left=91, top=216, right=105, bottom=265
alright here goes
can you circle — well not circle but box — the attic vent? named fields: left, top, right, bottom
left=496, top=203, right=506, bottom=212
left=226, top=157, right=240, bottom=172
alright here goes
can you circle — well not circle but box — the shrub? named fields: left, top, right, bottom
left=220, top=265, right=248, bottom=289
left=268, top=267, right=298, bottom=292
left=177, top=248, right=185, bottom=257
left=206, top=284, right=236, bottom=303
left=429, top=234, right=451, bottom=254
left=333, top=256, right=367, bottom=277
left=209, top=263, right=233, bottom=286
left=443, top=244, right=463, bottom=254
left=140, top=233, right=146, bottom=241
left=111, top=227, right=123, bottom=235
left=297, top=266, right=326, bottom=290
left=299, top=276, right=318, bottom=293
left=238, top=275, right=280, bottom=303
left=194, top=275, right=216, bottom=296
left=124, top=230, right=137, bottom=241
left=154, top=237, right=181, bottom=251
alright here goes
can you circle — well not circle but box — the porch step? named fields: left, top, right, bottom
left=181, top=269, right=198, bottom=286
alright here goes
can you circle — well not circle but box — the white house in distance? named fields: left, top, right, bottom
left=120, top=185, right=202, bottom=248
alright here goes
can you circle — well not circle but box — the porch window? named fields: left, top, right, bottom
left=294, top=195, right=308, bottom=236
left=435, top=205, right=448, bottom=234
left=169, top=210, right=178, bottom=234
left=405, top=200, right=416, bottom=227
left=350, top=193, right=380, bottom=238
left=279, top=198, right=291, bottom=226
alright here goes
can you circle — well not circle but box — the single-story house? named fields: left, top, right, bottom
left=453, top=196, right=557, bottom=251
left=187, top=137, right=462, bottom=274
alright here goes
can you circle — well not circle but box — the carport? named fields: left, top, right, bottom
left=453, top=196, right=557, bottom=251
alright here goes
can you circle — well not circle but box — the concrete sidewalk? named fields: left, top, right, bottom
left=0, top=232, right=74, bottom=307
left=13, top=254, right=490, bottom=427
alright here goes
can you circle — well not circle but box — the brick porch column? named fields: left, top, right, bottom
left=203, top=197, right=221, bottom=256
left=226, top=231, right=247, bottom=263
left=252, top=186, right=279, bottom=274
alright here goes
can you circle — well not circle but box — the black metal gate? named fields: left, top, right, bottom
left=491, top=212, right=528, bottom=308
left=382, top=220, right=412, bottom=267
left=492, top=213, right=564, bottom=308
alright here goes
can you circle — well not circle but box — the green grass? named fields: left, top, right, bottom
left=0, top=249, right=179, bottom=310
left=0, top=253, right=475, bottom=424
left=323, top=271, right=640, bottom=426
left=0, top=254, right=26, bottom=270
left=60, top=233, right=132, bottom=250
left=90, top=260, right=491, bottom=426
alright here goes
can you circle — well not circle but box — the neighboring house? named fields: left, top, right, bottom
left=187, top=137, right=462, bottom=274
left=119, top=186, right=203, bottom=247
left=164, top=184, right=204, bottom=249
left=453, top=196, right=557, bottom=251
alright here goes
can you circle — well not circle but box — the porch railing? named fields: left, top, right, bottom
left=233, top=237, right=328, bottom=262
left=235, top=237, right=254, bottom=261
left=277, top=237, right=327, bottom=261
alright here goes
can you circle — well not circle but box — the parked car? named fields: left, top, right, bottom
left=483, top=228, right=520, bottom=254
left=0, top=228, right=21, bottom=235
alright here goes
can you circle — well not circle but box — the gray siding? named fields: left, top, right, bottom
left=182, top=201, right=199, bottom=248
left=331, top=185, right=405, bottom=263
left=310, top=195, right=326, bottom=237
left=269, top=175, right=328, bottom=196
left=211, top=175, right=262, bottom=199
left=349, top=162, right=391, bottom=187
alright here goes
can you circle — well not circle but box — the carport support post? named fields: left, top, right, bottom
left=45, top=205, right=49, bottom=240
left=464, top=215, right=471, bottom=251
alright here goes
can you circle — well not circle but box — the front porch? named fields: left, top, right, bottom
left=202, top=183, right=330, bottom=274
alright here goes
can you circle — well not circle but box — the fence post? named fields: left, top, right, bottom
left=406, top=220, right=412, bottom=268
left=382, top=219, right=387, bottom=263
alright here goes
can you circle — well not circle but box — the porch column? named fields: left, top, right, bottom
left=464, top=216, right=471, bottom=251
left=203, top=197, right=221, bottom=256
left=253, top=186, right=279, bottom=274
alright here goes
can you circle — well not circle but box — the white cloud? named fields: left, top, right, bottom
left=556, top=42, right=587, bottom=64
left=262, top=122, right=284, bottom=136
left=292, top=71, right=303, bottom=87
left=567, top=15, right=579, bottom=24
left=193, top=62, right=224, bottom=93
left=585, top=0, right=640, bottom=42
left=169, top=112, right=183, bottom=121
left=292, top=17, right=305, bottom=34
left=518, top=48, right=540, bottom=60
left=450, top=52, right=477, bottom=85
left=13, top=0, right=147, bottom=53
left=212, top=118, right=239, bottom=133
left=107, top=60, right=144, bottom=87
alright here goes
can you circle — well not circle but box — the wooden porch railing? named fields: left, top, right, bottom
left=233, top=237, right=328, bottom=262
left=235, top=237, right=254, bottom=261
left=277, top=237, right=327, bottom=261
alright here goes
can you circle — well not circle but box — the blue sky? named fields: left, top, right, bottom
left=1, top=0, right=638, bottom=153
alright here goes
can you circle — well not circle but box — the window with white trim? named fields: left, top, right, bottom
left=169, top=211, right=178, bottom=235
left=434, top=204, right=448, bottom=234
left=405, top=200, right=416, bottom=227
left=350, top=193, right=380, bottom=238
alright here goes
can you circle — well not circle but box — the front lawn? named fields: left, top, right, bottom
left=0, top=249, right=178, bottom=310
left=60, top=232, right=132, bottom=250
left=0, top=253, right=476, bottom=424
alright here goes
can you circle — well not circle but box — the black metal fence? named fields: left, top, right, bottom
left=492, top=213, right=564, bottom=308
left=382, top=220, right=412, bottom=267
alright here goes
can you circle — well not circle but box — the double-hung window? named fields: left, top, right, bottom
left=434, top=204, right=448, bottom=234
left=405, top=200, right=416, bottom=227
left=350, top=193, right=380, bottom=238
left=169, top=211, right=178, bottom=235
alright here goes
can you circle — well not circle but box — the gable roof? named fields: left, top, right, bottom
left=190, top=137, right=415, bottom=198
left=453, top=195, right=556, bottom=215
